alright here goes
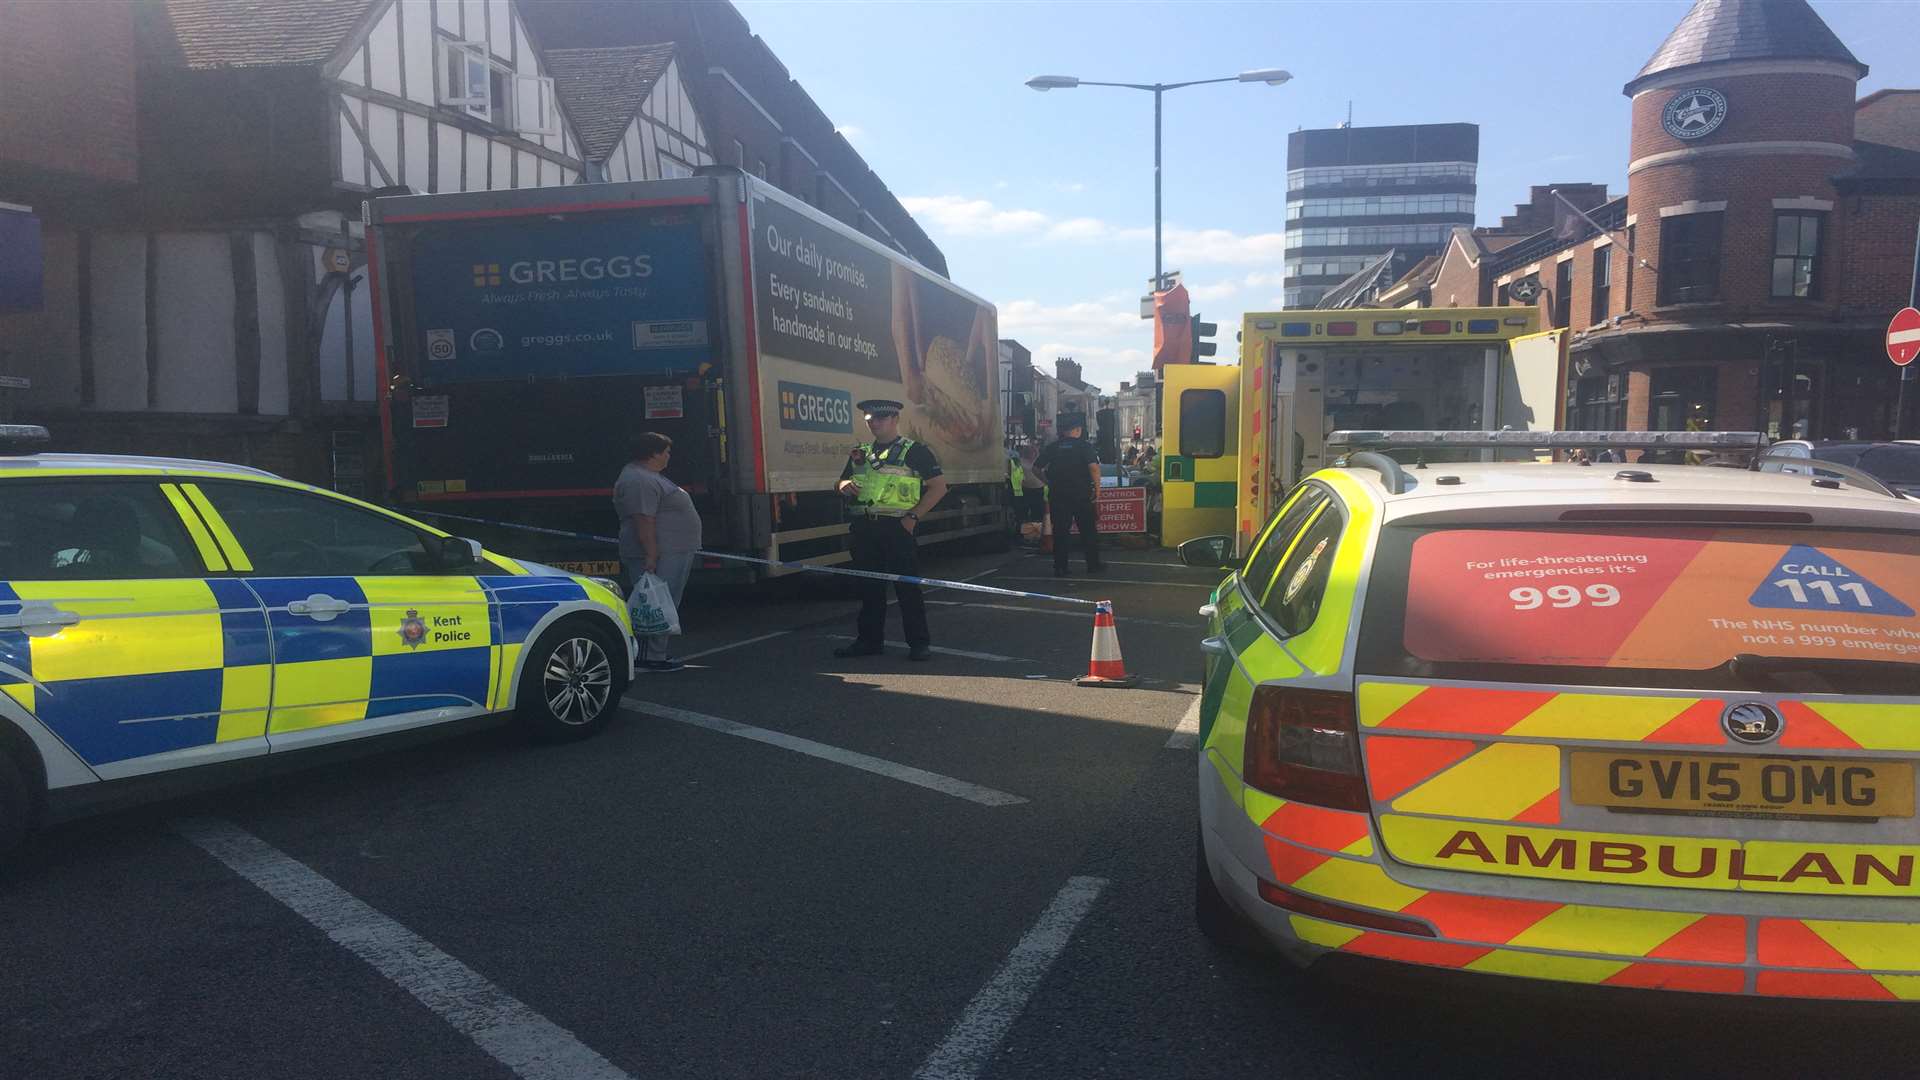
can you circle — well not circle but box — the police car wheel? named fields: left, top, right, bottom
left=1195, top=828, right=1266, bottom=952
left=517, top=621, right=626, bottom=742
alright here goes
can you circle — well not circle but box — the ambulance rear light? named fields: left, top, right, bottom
left=1327, top=321, right=1357, bottom=336
left=1418, top=320, right=1452, bottom=335
left=1255, top=880, right=1436, bottom=937
left=1371, top=321, right=1403, bottom=335
left=1244, top=685, right=1368, bottom=812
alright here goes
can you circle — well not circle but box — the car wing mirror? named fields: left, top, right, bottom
left=436, top=535, right=483, bottom=569
left=1177, top=534, right=1236, bottom=570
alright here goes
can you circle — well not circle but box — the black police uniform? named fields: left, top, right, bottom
left=837, top=413, right=942, bottom=658
left=1037, top=427, right=1105, bottom=575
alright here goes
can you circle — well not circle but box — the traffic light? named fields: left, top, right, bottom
left=1133, top=426, right=1143, bottom=440
left=1191, top=313, right=1218, bottom=359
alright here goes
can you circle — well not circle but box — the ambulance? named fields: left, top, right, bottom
left=1188, top=429, right=1920, bottom=1000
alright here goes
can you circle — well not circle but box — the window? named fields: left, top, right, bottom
left=1239, top=485, right=1330, bottom=603
left=1569, top=374, right=1624, bottom=431
left=436, top=38, right=557, bottom=135
left=1178, top=389, right=1227, bottom=458
left=1285, top=162, right=1477, bottom=191
left=1552, top=259, right=1573, bottom=329
left=1286, top=194, right=1474, bottom=220
left=1656, top=212, right=1722, bottom=304
left=1258, top=499, right=1343, bottom=636
left=1771, top=212, right=1824, bottom=299
left=0, top=481, right=197, bottom=580
left=196, top=482, right=445, bottom=578
left=1496, top=283, right=1510, bottom=307
left=1591, top=247, right=1612, bottom=323
left=1649, top=366, right=1717, bottom=433
left=658, top=153, right=695, bottom=180
left=1624, top=225, right=1636, bottom=310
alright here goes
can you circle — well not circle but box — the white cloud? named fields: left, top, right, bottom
left=1052, top=181, right=1086, bottom=194
left=1045, top=217, right=1114, bottom=241
left=999, top=297, right=1141, bottom=340
left=899, top=195, right=1050, bottom=235
left=1162, top=227, right=1289, bottom=266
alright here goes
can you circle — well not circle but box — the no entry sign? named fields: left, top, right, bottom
left=1890, top=307, right=1920, bottom=367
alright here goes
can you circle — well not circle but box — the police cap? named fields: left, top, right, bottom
left=858, top=399, right=904, bottom=419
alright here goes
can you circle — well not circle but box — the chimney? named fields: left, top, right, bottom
left=1055, top=358, right=1083, bottom=388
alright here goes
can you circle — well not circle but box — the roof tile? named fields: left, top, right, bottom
left=149, top=0, right=376, bottom=69
left=545, top=43, right=677, bottom=164
left=1628, top=0, right=1865, bottom=93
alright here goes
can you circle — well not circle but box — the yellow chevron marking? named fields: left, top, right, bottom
left=1357, top=681, right=1428, bottom=727
left=1290, top=915, right=1364, bottom=950
left=1465, top=948, right=1630, bottom=984
left=1393, top=742, right=1560, bottom=820
left=1291, top=857, right=1425, bottom=912
left=1804, top=920, right=1920, bottom=974
left=1875, top=975, right=1920, bottom=1001
left=1506, top=905, right=1702, bottom=958
left=1808, top=702, right=1920, bottom=753
left=1503, top=692, right=1694, bottom=742
left=1342, top=834, right=1375, bottom=857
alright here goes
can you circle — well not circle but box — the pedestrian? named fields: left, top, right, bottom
left=1036, top=413, right=1104, bottom=577
left=833, top=399, right=948, bottom=661
left=1018, top=442, right=1045, bottom=524
left=615, top=431, right=701, bottom=673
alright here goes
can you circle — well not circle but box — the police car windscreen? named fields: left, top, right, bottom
left=401, top=210, right=713, bottom=384
left=1358, top=525, right=1920, bottom=690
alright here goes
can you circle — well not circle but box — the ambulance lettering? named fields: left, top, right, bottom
left=1430, top=828, right=1915, bottom=888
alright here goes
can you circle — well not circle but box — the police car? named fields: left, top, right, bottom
left=1187, top=430, right=1920, bottom=1001
left=0, top=426, right=634, bottom=855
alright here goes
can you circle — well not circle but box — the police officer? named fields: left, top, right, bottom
left=833, top=400, right=947, bottom=661
left=1037, top=412, right=1105, bottom=576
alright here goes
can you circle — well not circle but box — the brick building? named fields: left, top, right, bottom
left=1409, top=0, right=1920, bottom=440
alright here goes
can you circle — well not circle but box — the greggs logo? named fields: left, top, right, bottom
left=473, top=256, right=655, bottom=287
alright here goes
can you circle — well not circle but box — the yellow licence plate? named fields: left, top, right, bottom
left=1569, top=752, right=1915, bottom=819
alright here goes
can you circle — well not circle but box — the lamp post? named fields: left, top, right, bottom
left=1026, top=68, right=1291, bottom=291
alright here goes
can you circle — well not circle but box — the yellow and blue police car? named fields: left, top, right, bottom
left=1189, top=430, right=1920, bottom=1001
left=0, top=426, right=633, bottom=855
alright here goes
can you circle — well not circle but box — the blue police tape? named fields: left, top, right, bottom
left=410, top=509, right=1102, bottom=608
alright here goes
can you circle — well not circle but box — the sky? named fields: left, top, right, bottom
left=733, top=0, right=1920, bottom=394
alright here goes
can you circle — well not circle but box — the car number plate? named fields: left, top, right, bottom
left=1569, top=752, right=1915, bottom=819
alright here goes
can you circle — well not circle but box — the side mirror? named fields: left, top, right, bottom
left=1177, top=534, right=1236, bottom=570
left=435, top=535, right=483, bottom=569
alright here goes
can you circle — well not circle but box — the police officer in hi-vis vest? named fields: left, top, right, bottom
left=834, top=399, right=948, bottom=661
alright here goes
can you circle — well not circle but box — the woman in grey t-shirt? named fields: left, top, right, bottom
left=614, top=432, right=703, bottom=671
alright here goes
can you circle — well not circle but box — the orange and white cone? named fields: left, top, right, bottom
left=1074, top=600, right=1136, bottom=688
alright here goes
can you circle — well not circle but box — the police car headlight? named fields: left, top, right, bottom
left=588, top=576, right=623, bottom=597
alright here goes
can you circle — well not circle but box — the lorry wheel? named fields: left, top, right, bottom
left=516, top=619, right=628, bottom=743
left=0, top=748, right=34, bottom=864
left=1196, top=827, right=1266, bottom=952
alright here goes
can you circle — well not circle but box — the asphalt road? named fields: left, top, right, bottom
left=3, top=541, right=1915, bottom=1079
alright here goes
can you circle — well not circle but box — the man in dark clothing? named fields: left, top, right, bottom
left=832, top=399, right=947, bottom=661
left=1036, top=414, right=1104, bottom=576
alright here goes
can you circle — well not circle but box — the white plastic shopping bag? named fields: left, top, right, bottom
left=627, top=572, right=682, bottom=636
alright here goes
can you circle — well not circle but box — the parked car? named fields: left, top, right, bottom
left=1760, top=440, right=1920, bottom=497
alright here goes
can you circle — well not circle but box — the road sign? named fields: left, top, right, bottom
left=1096, top=486, right=1148, bottom=534
left=0, top=375, right=29, bottom=390
left=1890, top=307, right=1920, bottom=367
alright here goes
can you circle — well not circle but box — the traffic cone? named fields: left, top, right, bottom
left=1074, top=600, right=1137, bottom=688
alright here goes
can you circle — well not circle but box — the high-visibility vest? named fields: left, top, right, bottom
left=851, top=438, right=922, bottom=512
left=1010, top=458, right=1024, bottom=492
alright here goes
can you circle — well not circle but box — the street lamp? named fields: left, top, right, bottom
left=1025, top=68, right=1292, bottom=290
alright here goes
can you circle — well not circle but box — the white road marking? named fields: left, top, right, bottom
left=677, top=630, right=791, bottom=661
left=625, top=700, right=1029, bottom=807
left=826, top=635, right=1028, bottom=663
left=1165, top=696, right=1202, bottom=749
left=174, top=817, right=632, bottom=1080
left=913, top=875, right=1109, bottom=1080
